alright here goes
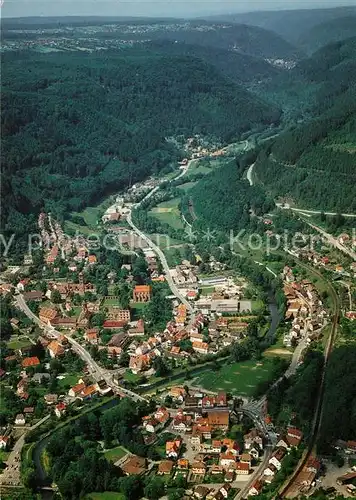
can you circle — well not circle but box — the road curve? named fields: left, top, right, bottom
left=246, top=162, right=255, bottom=186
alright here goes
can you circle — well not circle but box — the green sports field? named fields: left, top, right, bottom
left=193, top=359, right=277, bottom=397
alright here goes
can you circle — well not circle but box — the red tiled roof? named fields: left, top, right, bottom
left=22, top=356, right=40, bottom=368
left=103, top=320, right=126, bottom=328
left=134, top=285, right=151, bottom=293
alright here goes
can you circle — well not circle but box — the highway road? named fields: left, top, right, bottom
left=15, top=295, right=148, bottom=403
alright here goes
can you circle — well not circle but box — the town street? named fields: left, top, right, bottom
left=127, top=210, right=193, bottom=313
left=126, top=159, right=195, bottom=314
left=15, top=294, right=148, bottom=403
left=0, top=414, right=51, bottom=487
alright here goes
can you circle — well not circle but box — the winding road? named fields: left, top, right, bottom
left=276, top=203, right=356, bottom=218
left=246, top=162, right=255, bottom=186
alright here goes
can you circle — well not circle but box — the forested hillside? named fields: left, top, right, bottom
left=2, top=18, right=301, bottom=61
left=254, top=37, right=356, bottom=212
left=298, top=16, right=356, bottom=54
left=1, top=48, right=280, bottom=241
left=188, top=158, right=275, bottom=233
left=209, top=6, right=356, bottom=45
left=145, top=41, right=281, bottom=87
left=146, top=22, right=300, bottom=60
left=318, top=345, right=356, bottom=453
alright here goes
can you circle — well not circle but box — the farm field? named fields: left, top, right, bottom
left=193, top=359, right=277, bottom=397
left=103, top=445, right=127, bottom=463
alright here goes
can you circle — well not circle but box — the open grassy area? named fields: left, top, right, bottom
left=64, top=219, right=96, bottom=236
left=103, top=445, right=127, bottom=463
left=149, top=234, right=184, bottom=250
left=0, top=450, right=10, bottom=462
left=200, top=286, right=215, bottom=296
left=41, top=449, right=51, bottom=475
left=57, top=373, right=80, bottom=389
left=124, top=371, right=142, bottom=384
left=103, top=297, right=120, bottom=307
left=177, top=181, right=197, bottom=192
left=7, top=338, right=33, bottom=350
left=86, top=493, right=125, bottom=500
left=150, top=197, right=184, bottom=230
left=193, top=359, right=277, bottom=397
left=163, top=246, right=187, bottom=267
left=251, top=299, right=265, bottom=312
left=70, top=196, right=113, bottom=229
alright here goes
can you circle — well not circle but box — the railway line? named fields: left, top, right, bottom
left=279, top=264, right=340, bottom=498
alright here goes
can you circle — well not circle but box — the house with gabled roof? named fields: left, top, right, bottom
left=286, top=426, right=303, bottom=447
left=47, top=341, right=65, bottom=358
left=158, top=460, right=174, bottom=475
left=0, top=436, right=10, bottom=450
left=22, top=356, right=40, bottom=368
left=248, top=479, right=264, bottom=496
left=166, top=438, right=182, bottom=459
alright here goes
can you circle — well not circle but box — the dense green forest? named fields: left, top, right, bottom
left=211, top=6, right=356, bottom=45
left=298, top=15, right=356, bottom=53
left=1, top=47, right=280, bottom=244
left=145, top=41, right=281, bottom=87
left=44, top=398, right=154, bottom=498
left=254, top=37, right=356, bottom=212
left=188, top=158, right=275, bottom=233
left=318, top=344, right=356, bottom=453
left=267, top=350, right=324, bottom=437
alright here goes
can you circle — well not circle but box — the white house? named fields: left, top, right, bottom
left=248, top=479, right=263, bottom=496
left=15, top=414, right=25, bottom=426
left=0, top=436, right=9, bottom=449
left=220, top=454, right=236, bottom=469
left=54, top=402, right=67, bottom=418
left=269, top=448, right=286, bottom=470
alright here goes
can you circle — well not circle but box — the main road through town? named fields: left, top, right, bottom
left=126, top=161, right=195, bottom=314
left=15, top=294, right=148, bottom=403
